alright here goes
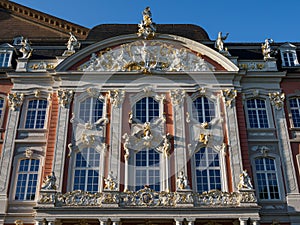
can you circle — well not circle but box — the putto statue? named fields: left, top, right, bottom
left=137, top=7, right=157, bottom=39
left=104, top=171, right=118, bottom=191
left=63, top=32, right=80, bottom=56
left=41, top=171, right=57, bottom=190
left=261, top=38, right=274, bottom=61
left=238, top=170, right=253, bottom=190
left=176, top=171, right=190, bottom=190
left=19, top=37, right=33, bottom=59
left=215, top=32, right=229, bottom=53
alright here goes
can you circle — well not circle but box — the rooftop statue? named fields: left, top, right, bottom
left=137, top=7, right=157, bottom=39
left=19, top=37, right=33, bottom=59
left=261, top=38, right=274, bottom=61
left=63, top=32, right=81, bottom=56
left=215, top=32, right=229, bottom=53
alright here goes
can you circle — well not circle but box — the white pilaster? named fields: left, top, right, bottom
left=52, top=102, right=72, bottom=192
left=0, top=104, right=22, bottom=214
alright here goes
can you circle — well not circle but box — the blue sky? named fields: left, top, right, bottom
left=14, top=0, right=299, bottom=43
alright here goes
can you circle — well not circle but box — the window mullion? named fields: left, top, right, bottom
left=146, top=97, right=149, bottom=122
left=201, top=97, right=205, bottom=123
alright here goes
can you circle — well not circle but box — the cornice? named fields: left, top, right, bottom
left=0, top=0, right=89, bottom=39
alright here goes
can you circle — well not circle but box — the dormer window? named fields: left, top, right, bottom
left=0, top=43, right=14, bottom=68
left=279, top=43, right=299, bottom=67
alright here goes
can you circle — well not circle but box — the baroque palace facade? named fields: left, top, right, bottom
left=0, top=1, right=300, bottom=225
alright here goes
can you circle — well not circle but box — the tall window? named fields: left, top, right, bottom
left=73, top=147, right=100, bottom=193
left=254, top=157, right=280, bottom=200
left=193, top=96, right=215, bottom=123
left=134, top=97, right=159, bottom=123
left=194, top=147, right=221, bottom=193
left=282, top=52, right=295, bottom=67
left=247, top=99, right=269, bottom=128
left=25, top=99, right=47, bottom=129
left=289, top=98, right=300, bottom=127
left=135, top=148, right=160, bottom=191
left=79, top=97, right=103, bottom=123
left=15, top=159, right=39, bottom=200
left=0, top=97, right=4, bottom=127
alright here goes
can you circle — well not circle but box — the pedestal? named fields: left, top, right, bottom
left=175, top=189, right=194, bottom=207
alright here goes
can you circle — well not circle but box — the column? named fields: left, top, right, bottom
left=270, top=92, right=299, bottom=193
left=108, top=90, right=125, bottom=190
left=0, top=92, right=23, bottom=214
left=170, top=90, right=188, bottom=179
left=239, top=218, right=248, bottom=225
left=223, top=89, right=243, bottom=191
left=98, top=218, right=108, bottom=225
left=111, top=218, right=120, bottom=225
left=52, top=89, right=73, bottom=192
left=252, top=220, right=260, bottom=225
left=186, top=218, right=195, bottom=225
left=174, top=218, right=184, bottom=225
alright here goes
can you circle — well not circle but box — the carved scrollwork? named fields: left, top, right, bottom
left=37, top=188, right=257, bottom=208
left=57, top=89, right=74, bottom=108
left=170, top=89, right=186, bottom=106
left=222, top=89, right=237, bottom=107
left=269, top=91, right=285, bottom=110
left=7, top=92, right=24, bottom=111
left=80, top=41, right=213, bottom=73
left=109, top=89, right=125, bottom=108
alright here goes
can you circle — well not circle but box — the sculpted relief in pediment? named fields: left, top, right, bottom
left=78, top=40, right=215, bottom=73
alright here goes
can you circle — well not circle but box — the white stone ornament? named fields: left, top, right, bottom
left=238, top=170, right=253, bottom=190
left=81, top=41, right=213, bottom=73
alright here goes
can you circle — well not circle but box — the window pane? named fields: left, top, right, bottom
left=15, top=159, right=40, bottom=200
left=135, top=148, right=160, bottom=191
left=255, top=157, right=280, bottom=200
left=79, top=97, right=103, bottom=123
left=290, top=98, right=300, bottom=127
left=193, top=96, right=215, bottom=123
left=73, top=148, right=100, bottom=193
left=25, top=100, right=47, bottom=129
left=247, top=99, right=269, bottom=128
left=134, top=97, right=159, bottom=123
left=195, top=147, right=221, bottom=193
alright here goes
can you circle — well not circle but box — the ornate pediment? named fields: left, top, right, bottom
left=78, top=40, right=214, bottom=73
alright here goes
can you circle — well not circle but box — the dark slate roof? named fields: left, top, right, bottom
left=86, top=24, right=211, bottom=42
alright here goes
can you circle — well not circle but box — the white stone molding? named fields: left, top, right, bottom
left=7, top=92, right=24, bottom=111
left=269, top=91, right=285, bottom=110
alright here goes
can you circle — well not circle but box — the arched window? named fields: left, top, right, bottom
left=135, top=148, right=160, bottom=191
left=254, top=157, right=280, bottom=200
left=194, top=147, right=221, bottom=193
left=134, top=97, right=159, bottom=123
left=73, top=147, right=100, bottom=193
left=289, top=98, right=300, bottom=127
left=246, top=98, right=269, bottom=128
left=25, top=99, right=47, bottom=129
left=79, top=97, right=103, bottom=123
left=193, top=96, right=215, bottom=123
left=15, top=159, right=40, bottom=200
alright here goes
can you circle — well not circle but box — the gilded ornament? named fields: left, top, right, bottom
left=137, top=7, right=156, bottom=40
left=222, top=89, right=237, bottom=107
left=7, top=92, right=24, bottom=111
left=269, top=91, right=285, bottom=110
left=57, top=89, right=73, bottom=108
